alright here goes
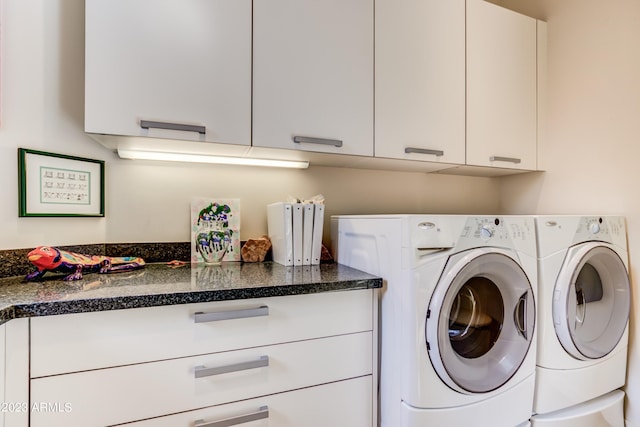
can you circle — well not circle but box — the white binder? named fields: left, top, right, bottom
left=267, top=202, right=294, bottom=266
left=292, top=203, right=304, bottom=266
left=311, top=204, right=325, bottom=265
left=302, top=203, right=315, bottom=265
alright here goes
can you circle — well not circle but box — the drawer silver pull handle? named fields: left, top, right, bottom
left=490, top=156, right=521, bottom=164
left=195, top=356, right=269, bottom=378
left=194, top=305, right=269, bottom=323
left=293, top=135, right=343, bottom=147
left=140, top=120, right=206, bottom=134
left=194, top=405, right=269, bottom=427
left=404, top=147, right=444, bottom=157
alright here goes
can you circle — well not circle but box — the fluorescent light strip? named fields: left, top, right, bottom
left=117, top=148, right=309, bottom=169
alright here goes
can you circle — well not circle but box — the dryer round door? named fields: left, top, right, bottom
left=553, top=242, right=630, bottom=360
left=426, top=248, right=535, bottom=394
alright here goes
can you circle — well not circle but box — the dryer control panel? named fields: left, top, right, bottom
left=535, top=215, right=627, bottom=257
left=573, top=216, right=625, bottom=244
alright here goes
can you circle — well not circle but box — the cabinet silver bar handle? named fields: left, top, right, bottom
left=194, top=356, right=269, bottom=378
left=194, top=305, right=269, bottom=323
left=194, top=406, right=269, bottom=427
left=140, top=120, right=206, bottom=134
left=490, top=156, right=521, bottom=164
left=404, top=147, right=444, bottom=157
left=293, top=135, right=343, bottom=147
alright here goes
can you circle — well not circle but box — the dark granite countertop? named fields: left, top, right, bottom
left=0, top=262, right=382, bottom=324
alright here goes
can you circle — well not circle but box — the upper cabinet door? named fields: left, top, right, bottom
left=375, top=0, right=465, bottom=165
left=253, top=0, right=374, bottom=156
left=466, top=0, right=538, bottom=170
left=85, top=0, right=251, bottom=146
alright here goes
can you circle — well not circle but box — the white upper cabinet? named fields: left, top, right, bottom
left=85, top=0, right=251, bottom=146
left=466, top=0, right=539, bottom=170
left=83, top=0, right=543, bottom=175
left=374, top=0, right=542, bottom=173
left=252, top=0, right=374, bottom=156
left=375, top=0, right=465, bottom=165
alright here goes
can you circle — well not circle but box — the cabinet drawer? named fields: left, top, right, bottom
left=31, top=289, right=373, bottom=377
left=125, top=375, right=373, bottom=427
left=30, top=332, right=373, bottom=427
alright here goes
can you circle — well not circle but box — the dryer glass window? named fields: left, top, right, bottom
left=575, top=263, right=603, bottom=305
left=555, top=245, right=630, bottom=360
left=449, top=278, right=504, bottom=359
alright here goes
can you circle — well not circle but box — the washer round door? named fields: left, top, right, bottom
left=553, top=242, right=630, bottom=360
left=426, top=248, right=535, bottom=394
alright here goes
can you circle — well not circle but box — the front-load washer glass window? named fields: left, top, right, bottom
left=426, top=249, right=535, bottom=394
left=553, top=244, right=630, bottom=360
left=448, top=277, right=504, bottom=359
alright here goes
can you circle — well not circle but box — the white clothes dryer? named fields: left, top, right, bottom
left=531, top=216, right=630, bottom=418
left=332, top=215, right=538, bottom=427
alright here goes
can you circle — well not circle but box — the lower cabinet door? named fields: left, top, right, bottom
left=126, top=376, right=373, bottom=427
left=30, top=332, right=372, bottom=426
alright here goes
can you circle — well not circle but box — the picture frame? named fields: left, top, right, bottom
left=18, top=148, right=105, bottom=217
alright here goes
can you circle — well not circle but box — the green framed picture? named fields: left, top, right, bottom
left=18, top=148, right=105, bottom=217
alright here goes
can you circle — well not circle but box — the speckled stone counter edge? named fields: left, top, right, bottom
left=9, top=281, right=378, bottom=319
left=0, top=262, right=382, bottom=324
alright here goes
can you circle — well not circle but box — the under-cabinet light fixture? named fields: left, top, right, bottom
left=117, top=148, right=310, bottom=169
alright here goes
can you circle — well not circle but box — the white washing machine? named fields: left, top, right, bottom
left=531, top=216, right=630, bottom=423
left=332, top=215, right=538, bottom=427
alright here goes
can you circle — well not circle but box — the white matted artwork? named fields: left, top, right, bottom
left=18, top=148, right=105, bottom=217
left=191, top=198, right=240, bottom=264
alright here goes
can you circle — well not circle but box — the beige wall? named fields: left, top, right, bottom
left=0, top=0, right=500, bottom=251
left=497, top=0, right=640, bottom=424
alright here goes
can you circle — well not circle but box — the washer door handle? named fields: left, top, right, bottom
left=514, top=291, right=528, bottom=340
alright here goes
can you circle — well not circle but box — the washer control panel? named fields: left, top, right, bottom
left=456, top=216, right=536, bottom=254
left=465, top=217, right=507, bottom=242
left=462, top=217, right=532, bottom=241
left=406, top=215, right=536, bottom=257
left=479, top=225, right=493, bottom=240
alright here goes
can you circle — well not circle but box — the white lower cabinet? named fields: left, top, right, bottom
left=0, top=323, right=4, bottom=427
left=4, top=319, right=29, bottom=427
left=30, top=333, right=372, bottom=426
left=28, top=289, right=377, bottom=426
left=125, top=376, right=372, bottom=427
